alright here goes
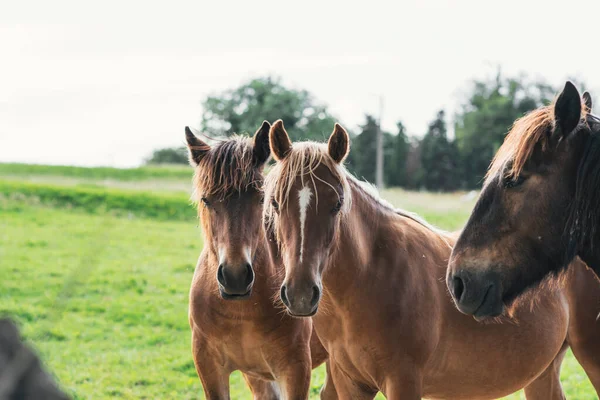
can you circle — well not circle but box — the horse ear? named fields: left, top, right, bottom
left=269, top=120, right=292, bottom=161
left=328, top=123, right=350, bottom=164
left=253, top=120, right=271, bottom=167
left=185, top=127, right=210, bottom=166
left=583, top=91, right=593, bottom=113
left=554, top=81, right=582, bottom=136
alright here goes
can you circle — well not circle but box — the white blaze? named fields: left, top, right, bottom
left=298, top=186, right=313, bottom=263
left=218, top=247, right=226, bottom=266
left=243, top=246, right=252, bottom=265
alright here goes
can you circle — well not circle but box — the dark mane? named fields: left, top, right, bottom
left=193, top=136, right=262, bottom=201
left=566, top=114, right=600, bottom=257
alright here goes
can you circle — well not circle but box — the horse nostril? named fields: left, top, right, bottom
left=217, top=265, right=226, bottom=286
left=280, top=285, right=290, bottom=307
left=310, top=285, right=321, bottom=307
left=244, top=263, right=254, bottom=287
left=452, top=275, right=465, bottom=301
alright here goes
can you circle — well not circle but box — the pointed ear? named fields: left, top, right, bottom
left=185, top=126, right=210, bottom=166
left=328, top=123, right=350, bottom=164
left=252, top=120, right=271, bottom=167
left=583, top=91, right=593, bottom=113
left=269, top=120, right=292, bottom=161
left=554, top=81, right=582, bottom=136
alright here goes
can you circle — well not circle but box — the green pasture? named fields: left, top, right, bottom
left=0, top=163, right=191, bottom=181
left=0, top=163, right=594, bottom=399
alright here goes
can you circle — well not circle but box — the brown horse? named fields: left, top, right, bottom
left=447, top=81, right=600, bottom=318
left=264, top=119, right=600, bottom=399
left=186, top=122, right=333, bottom=400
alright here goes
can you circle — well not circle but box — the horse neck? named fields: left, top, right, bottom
left=324, top=178, right=450, bottom=294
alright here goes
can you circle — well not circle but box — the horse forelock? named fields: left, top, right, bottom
left=485, top=106, right=555, bottom=186
left=192, top=135, right=262, bottom=206
left=263, top=142, right=352, bottom=241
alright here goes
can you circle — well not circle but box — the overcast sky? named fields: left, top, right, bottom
left=1, top=0, right=598, bottom=167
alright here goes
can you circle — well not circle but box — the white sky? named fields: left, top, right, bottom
left=1, top=0, right=599, bottom=167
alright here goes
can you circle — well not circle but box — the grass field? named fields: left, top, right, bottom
left=0, top=163, right=595, bottom=399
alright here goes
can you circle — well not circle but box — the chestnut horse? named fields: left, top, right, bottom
left=447, top=81, right=600, bottom=318
left=264, top=119, right=600, bottom=399
left=186, top=123, right=333, bottom=400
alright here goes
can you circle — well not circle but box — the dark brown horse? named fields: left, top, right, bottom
left=447, top=81, right=600, bottom=318
left=186, top=123, right=333, bottom=400
left=264, top=119, right=600, bottom=399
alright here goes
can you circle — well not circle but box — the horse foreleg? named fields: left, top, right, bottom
left=275, top=362, right=311, bottom=400
left=319, top=361, right=338, bottom=400
left=327, top=361, right=377, bottom=400
left=192, top=331, right=230, bottom=400
left=523, top=341, right=567, bottom=400
left=381, top=371, right=423, bottom=400
left=569, top=331, right=600, bottom=395
left=243, top=375, right=281, bottom=400
left=565, top=262, right=600, bottom=396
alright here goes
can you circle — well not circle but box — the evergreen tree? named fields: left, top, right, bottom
left=404, top=138, right=423, bottom=189
left=346, top=115, right=377, bottom=182
left=346, top=115, right=393, bottom=185
left=385, top=121, right=410, bottom=187
left=419, top=110, right=459, bottom=191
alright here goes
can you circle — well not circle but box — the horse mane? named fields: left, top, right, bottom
left=486, top=106, right=554, bottom=184
left=486, top=98, right=589, bottom=185
left=345, top=175, right=449, bottom=238
left=263, top=141, right=448, bottom=243
left=192, top=135, right=262, bottom=204
left=566, top=114, right=600, bottom=256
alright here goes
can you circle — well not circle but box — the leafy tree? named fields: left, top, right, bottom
left=454, top=72, right=555, bottom=188
left=200, top=76, right=337, bottom=140
left=145, top=147, right=188, bottom=165
left=419, top=110, right=459, bottom=191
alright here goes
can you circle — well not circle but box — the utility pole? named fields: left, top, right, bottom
left=375, top=95, right=384, bottom=189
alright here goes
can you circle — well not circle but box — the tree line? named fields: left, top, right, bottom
left=147, top=74, right=576, bottom=191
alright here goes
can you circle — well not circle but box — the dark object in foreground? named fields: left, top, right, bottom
left=0, top=318, right=69, bottom=400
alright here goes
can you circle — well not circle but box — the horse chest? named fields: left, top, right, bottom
left=190, top=293, right=287, bottom=373
left=314, top=313, right=386, bottom=386
left=194, top=314, right=280, bottom=378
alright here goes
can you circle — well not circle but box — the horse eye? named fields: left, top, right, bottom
left=271, top=198, right=279, bottom=212
left=201, top=197, right=211, bottom=207
left=504, top=175, right=526, bottom=189
left=332, top=200, right=343, bottom=213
